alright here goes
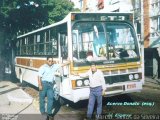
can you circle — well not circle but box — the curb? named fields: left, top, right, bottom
left=143, top=81, right=160, bottom=90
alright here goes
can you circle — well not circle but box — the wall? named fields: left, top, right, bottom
left=143, top=0, right=150, bottom=48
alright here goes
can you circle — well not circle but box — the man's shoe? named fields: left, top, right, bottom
left=84, top=117, right=92, bottom=120
left=47, top=114, right=53, bottom=120
left=41, top=113, right=48, bottom=120
left=48, top=116, right=53, bottom=120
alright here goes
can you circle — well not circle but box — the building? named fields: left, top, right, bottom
left=147, top=0, right=160, bottom=78
left=82, top=0, right=98, bottom=12
left=82, top=0, right=133, bottom=12
left=149, top=0, right=160, bottom=48
left=132, top=0, right=160, bottom=78
left=99, top=0, right=133, bottom=12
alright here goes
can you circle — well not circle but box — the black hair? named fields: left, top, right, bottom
left=90, top=62, right=96, bottom=66
left=46, top=55, right=53, bottom=60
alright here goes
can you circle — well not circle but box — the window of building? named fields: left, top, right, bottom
left=135, top=0, right=140, bottom=9
left=110, top=0, right=119, bottom=5
left=98, top=0, right=104, bottom=10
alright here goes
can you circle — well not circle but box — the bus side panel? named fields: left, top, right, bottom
left=15, top=66, right=38, bottom=87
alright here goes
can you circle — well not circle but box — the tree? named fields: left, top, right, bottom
left=0, top=13, right=5, bottom=28
left=1, top=0, right=76, bottom=35
left=0, top=0, right=77, bottom=79
left=46, top=0, right=74, bottom=24
left=5, top=0, right=49, bottom=35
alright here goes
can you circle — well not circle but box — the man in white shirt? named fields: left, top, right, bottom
left=74, top=62, right=105, bottom=119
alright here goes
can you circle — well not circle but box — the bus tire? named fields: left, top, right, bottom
left=58, top=97, right=66, bottom=106
left=19, top=68, right=23, bottom=83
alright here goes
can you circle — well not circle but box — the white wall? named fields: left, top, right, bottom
left=70, top=0, right=81, bottom=9
left=101, top=0, right=133, bottom=12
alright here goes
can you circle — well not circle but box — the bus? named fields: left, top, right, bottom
left=15, top=12, right=144, bottom=103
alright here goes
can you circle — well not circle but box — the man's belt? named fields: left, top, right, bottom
left=42, top=81, right=53, bottom=84
left=90, top=86, right=102, bottom=89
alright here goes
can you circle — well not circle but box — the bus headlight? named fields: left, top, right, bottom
left=129, top=74, right=133, bottom=80
left=84, top=79, right=89, bottom=86
left=77, top=80, right=83, bottom=87
left=134, top=74, right=139, bottom=79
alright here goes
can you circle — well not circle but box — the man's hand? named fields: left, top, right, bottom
left=39, top=84, right=43, bottom=91
left=38, top=76, right=43, bottom=91
left=71, top=72, right=79, bottom=76
left=55, top=70, right=61, bottom=76
left=61, top=59, right=71, bottom=67
left=102, top=90, right=105, bottom=96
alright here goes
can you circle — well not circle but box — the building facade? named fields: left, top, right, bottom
left=81, top=0, right=160, bottom=48
left=149, top=0, right=160, bottom=48
left=82, top=0, right=133, bottom=12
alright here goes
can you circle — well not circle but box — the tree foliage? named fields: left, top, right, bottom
left=46, top=0, right=74, bottom=24
left=0, top=0, right=76, bottom=36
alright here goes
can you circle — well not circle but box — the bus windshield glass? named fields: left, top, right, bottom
left=72, top=22, right=139, bottom=64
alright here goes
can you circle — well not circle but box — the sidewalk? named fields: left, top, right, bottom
left=0, top=81, right=43, bottom=120
left=144, top=76, right=160, bottom=90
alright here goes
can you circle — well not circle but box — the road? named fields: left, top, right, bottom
left=23, top=79, right=160, bottom=120
left=51, top=87, right=160, bottom=120
left=1, top=74, right=159, bottom=120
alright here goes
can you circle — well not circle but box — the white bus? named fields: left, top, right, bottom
left=15, top=12, right=144, bottom=103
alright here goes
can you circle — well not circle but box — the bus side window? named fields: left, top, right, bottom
left=35, top=33, right=45, bottom=55
left=60, top=34, right=68, bottom=59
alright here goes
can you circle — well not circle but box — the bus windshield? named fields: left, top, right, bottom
left=72, top=22, right=140, bottom=64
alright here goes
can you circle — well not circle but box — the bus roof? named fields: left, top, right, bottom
left=17, top=13, right=71, bottom=39
left=17, top=12, right=133, bottom=39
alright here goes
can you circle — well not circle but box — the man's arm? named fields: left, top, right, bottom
left=72, top=70, right=90, bottom=78
left=38, top=66, right=44, bottom=90
left=38, top=76, right=43, bottom=90
left=54, top=60, right=70, bottom=76
left=100, top=71, right=106, bottom=95
left=61, top=60, right=70, bottom=67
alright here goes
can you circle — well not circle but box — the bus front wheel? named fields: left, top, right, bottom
left=19, top=68, right=23, bottom=83
left=58, top=97, right=66, bottom=106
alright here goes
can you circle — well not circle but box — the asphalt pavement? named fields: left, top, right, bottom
left=0, top=76, right=160, bottom=120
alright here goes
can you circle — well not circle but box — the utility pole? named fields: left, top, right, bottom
left=141, top=0, right=145, bottom=84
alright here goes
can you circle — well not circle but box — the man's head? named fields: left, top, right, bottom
left=46, top=56, right=53, bottom=66
left=90, top=62, right=97, bottom=72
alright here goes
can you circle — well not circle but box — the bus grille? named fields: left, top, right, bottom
left=103, top=71, right=110, bottom=75
left=106, top=86, right=123, bottom=91
left=120, top=69, right=127, bottom=74
left=128, top=68, right=138, bottom=73
left=111, top=70, right=118, bottom=74
left=105, top=74, right=129, bottom=84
